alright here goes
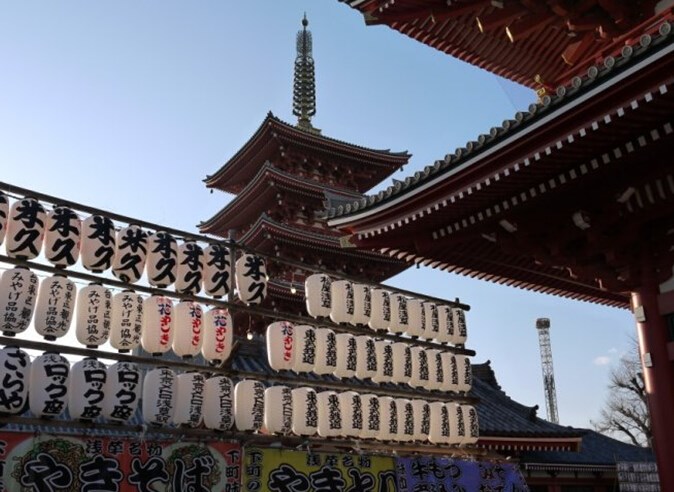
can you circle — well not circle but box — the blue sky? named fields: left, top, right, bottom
left=0, top=1, right=634, bottom=430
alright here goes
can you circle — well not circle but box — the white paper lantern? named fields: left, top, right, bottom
left=377, top=396, right=397, bottom=441
left=426, top=349, right=444, bottom=391
left=456, top=355, right=472, bottom=393
left=334, top=333, right=357, bottom=379
left=235, top=254, right=267, bottom=305
left=372, top=340, right=393, bottom=384
left=305, top=273, right=331, bottom=318
left=422, top=302, right=440, bottom=340
left=0, top=346, right=30, bottom=415
left=102, top=362, right=141, bottom=423
left=142, top=367, right=176, bottom=426
left=355, top=336, right=377, bottom=380
left=314, top=328, right=337, bottom=375
left=34, top=274, right=75, bottom=340
left=436, top=305, right=453, bottom=344
left=75, top=283, right=112, bottom=348
left=330, top=280, right=354, bottom=325
left=44, top=206, right=81, bottom=267
left=172, top=301, right=203, bottom=358
left=202, top=308, right=234, bottom=365
left=173, top=372, right=205, bottom=428
left=396, top=398, right=415, bottom=442
left=5, top=198, right=45, bottom=260
left=291, top=387, right=318, bottom=436
left=391, top=342, right=412, bottom=384
left=405, top=298, right=425, bottom=338
left=175, top=241, right=204, bottom=294
left=409, top=347, right=430, bottom=389
left=69, top=358, right=107, bottom=421
left=29, top=353, right=69, bottom=419
left=146, top=231, right=178, bottom=288
left=317, top=391, right=342, bottom=437
left=447, top=403, right=464, bottom=445
left=389, top=294, right=409, bottom=335
left=360, top=394, right=380, bottom=440
left=428, top=401, right=451, bottom=445
left=461, top=404, right=479, bottom=445
left=266, top=321, right=295, bottom=371
left=351, top=283, right=371, bottom=326
left=203, top=376, right=234, bottom=431
left=0, top=191, right=8, bottom=246
left=264, top=386, right=293, bottom=435
left=0, top=267, right=38, bottom=336
left=141, top=295, right=174, bottom=355
left=81, top=215, right=116, bottom=273
left=440, top=352, right=459, bottom=392
left=234, top=379, right=265, bottom=432
left=112, top=225, right=148, bottom=283
left=203, top=244, right=233, bottom=298
left=411, top=400, right=431, bottom=442
left=293, top=325, right=317, bottom=373
left=368, top=289, right=391, bottom=332
left=110, top=290, right=143, bottom=352
left=339, top=391, right=363, bottom=438
left=452, top=308, right=468, bottom=345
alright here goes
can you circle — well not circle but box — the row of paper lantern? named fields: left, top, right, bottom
left=0, top=268, right=235, bottom=362
left=305, top=274, right=467, bottom=346
left=0, top=195, right=267, bottom=304
left=267, top=322, right=472, bottom=393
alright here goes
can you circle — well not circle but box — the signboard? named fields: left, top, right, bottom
left=0, top=432, right=240, bottom=491
left=617, top=462, right=660, bottom=491
left=396, top=456, right=528, bottom=491
left=243, top=447, right=397, bottom=491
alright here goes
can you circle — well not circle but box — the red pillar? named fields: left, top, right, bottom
left=632, top=277, right=674, bottom=491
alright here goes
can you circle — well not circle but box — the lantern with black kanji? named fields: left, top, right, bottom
left=234, top=379, right=265, bottom=432
left=291, top=387, right=318, bottom=436
left=436, top=305, right=453, bottom=344
left=426, top=349, right=443, bottom=391
left=334, top=333, right=357, bottom=379
left=456, top=354, right=472, bottom=393
left=355, top=336, right=377, bottom=381
left=389, top=293, right=409, bottom=335
left=75, top=283, right=112, bottom=348
left=428, top=401, right=451, bottom=445
left=447, top=403, right=464, bottom=445
left=203, top=375, right=234, bottom=431
left=34, top=274, right=75, bottom=340
left=377, top=396, right=397, bottom=442
left=173, top=372, right=205, bottom=428
left=305, top=273, right=331, bottom=318
left=112, top=224, right=148, bottom=283
left=141, top=295, right=174, bottom=355
left=452, top=308, right=468, bottom=346
left=292, top=325, right=316, bottom=374
left=0, top=191, right=8, bottom=246
left=29, top=353, right=70, bottom=419
left=266, top=321, right=295, bottom=371
left=412, top=399, right=431, bottom=442
left=81, top=215, right=116, bottom=273
left=391, top=342, right=412, bottom=384
left=0, top=267, right=38, bottom=336
left=110, top=290, right=143, bottom=352
left=142, top=367, right=176, bottom=426
left=146, top=231, right=178, bottom=288
left=264, top=386, right=293, bottom=435
left=5, top=198, right=45, bottom=260
left=368, top=289, right=390, bottom=332
left=203, top=244, right=232, bottom=298
left=338, top=391, right=363, bottom=438
left=351, top=283, right=371, bottom=326
left=314, top=328, right=337, bottom=375
left=330, top=280, right=354, bottom=325
left=235, top=254, right=267, bottom=305
left=372, top=340, right=393, bottom=384
left=461, top=404, right=479, bottom=445
left=68, top=358, right=107, bottom=421
left=423, top=302, right=440, bottom=341
left=44, top=206, right=81, bottom=267
left=317, top=390, right=342, bottom=438
left=405, top=298, right=425, bottom=338
left=175, top=241, right=203, bottom=294
left=102, top=361, right=141, bottom=423
left=395, top=398, right=415, bottom=443
left=440, top=352, right=459, bottom=392
left=172, top=301, right=203, bottom=358
left=0, top=346, right=30, bottom=415
left=409, top=347, right=430, bottom=389
left=359, top=394, right=380, bottom=440
left=202, top=308, right=233, bottom=365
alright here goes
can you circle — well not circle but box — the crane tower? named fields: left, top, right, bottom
left=536, top=318, right=559, bottom=424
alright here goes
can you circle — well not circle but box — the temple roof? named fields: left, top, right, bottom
left=204, top=112, right=411, bottom=194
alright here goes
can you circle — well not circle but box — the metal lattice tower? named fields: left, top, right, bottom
left=293, top=14, right=319, bottom=133
left=536, top=318, right=560, bottom=424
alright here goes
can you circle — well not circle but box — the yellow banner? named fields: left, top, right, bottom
left=243, top=447, right=397, bottom=491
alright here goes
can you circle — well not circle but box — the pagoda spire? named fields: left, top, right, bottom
left=293, top=14, right=320, bottom=134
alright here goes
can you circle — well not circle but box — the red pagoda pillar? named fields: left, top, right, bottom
left=632, top=266, right=674, bottom=490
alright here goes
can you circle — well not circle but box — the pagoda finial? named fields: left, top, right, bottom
left=293, top=13, right=320, bottom=134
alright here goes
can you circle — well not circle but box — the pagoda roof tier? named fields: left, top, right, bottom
left=340, top=1, right=673, bottom=91
left=200, top=162, right=361, bottom=235
left=240, top=214, right=408, bottom=281
left=204, top=112, right=411, bottom=194
left=329, top=20, right=674, bottom=307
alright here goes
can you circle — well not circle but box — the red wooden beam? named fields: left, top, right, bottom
left=367, top=0, right=492, bottom=26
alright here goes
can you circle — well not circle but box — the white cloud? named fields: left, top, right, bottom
left=608, top=347, right=618, bottom=354
left=593, top=356, right=611, bottom=366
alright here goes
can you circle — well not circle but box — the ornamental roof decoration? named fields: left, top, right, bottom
left=294, top=14, right=320, bottom=133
